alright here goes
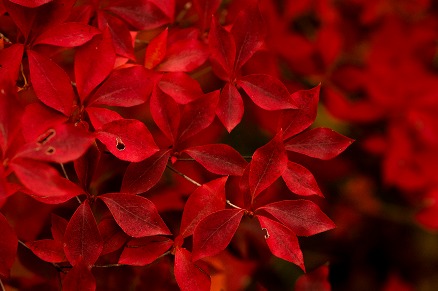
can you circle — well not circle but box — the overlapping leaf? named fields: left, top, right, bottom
left=174, top=248, right=211, bottom=291
left=119, top=236, right=173, bottom=266
left=0, top=213, right=17, bottom=278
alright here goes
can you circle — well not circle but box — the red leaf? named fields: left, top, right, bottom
left=97, top=12, right=135, bottom=59
left=98, top=218, right=129, bottom=255
left=27, top=50, right=76, bottom=116
left=257, top=215, right=305, bottom=271
left=121, top=150, right=171, bottom=195
left=249, top=131, right=288, bottom=198
left=10, top=158, right=84, bottom=204
left=257, top=200, right=335, bottom=237
left=0, top=212, right=18, bottom=278
left=18, top=123, right=94, bottom=163
left=282, top=162, right=323, bottom=197
left=284, top=128, right=354, bottom=160
left=184, top=144, right=247, bottom=176
left=118, top=236, right=173, bottom=266
left=158, top=72, right=203, bottom=104
left=178, top=90, right=220, bottom=143
left=192, top=209, right=244, bottom=261
left=281, top=85, right=320, bottom=140
left=96, top=119, right=159, bottom=162
left=27, top=239, right=65, bottom=263
left=0, top=44, right=24, bottom=84
left=8, top=0, right=52, bottom=7
left=75, top=27, right=116, bottom=100
left=64, top=202, right=103, bottom=266
left=180, top=177, right=227, bottom=238
left=208, top=18, right=236, bottom=79
left=106, top=0, right=170, bottom=30
left=62, top=260, right=96, bottom=291
left=33, top=22, right=100, bottom=47
left=74, top=145, right=101, bottom=190
left=174, top=248, right=211, bottom=291
left=295, top=264, right=331, bottom=291
left=50, top=214, right=68, bottom=243
left=99, top=193, right=171, bottom=237
left=85, top=107, right=123, bottom=130
left=158, top=39, right=209, bottom=72
left=193, top=0, right=221, bottom=31
left=216, top=82, right=243, bottom=132
left=150, top=87, right=180, bottom=143
left=0, top=82, right=23, bottom=153
left=238, top=74, right=297, bottom=110
left=145, top=28, right=168, bottom=69
left=88, top=66, right=152, bottom=107
left=231, top=6, right=265, bottom=70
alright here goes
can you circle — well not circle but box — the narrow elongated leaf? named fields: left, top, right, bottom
left=238, top=74, right=297, bottom=110
left=28, top=50, right=75, bottom=116
left=64, top=202, right=103, bottom=266
left=184, top=144, right=247, bottom=176
left=178, top=91, right=219, bottom=143
left=158, top=39, right=209, bottom=72
left=121, top=150, right=171, bottom=194
left=62, top=260, right=96, bottom=291
left=33, top=22, right=100, bottom=47
left=192, top=209, right=244, bottom=261
left=145, top=28, right=168, bottom=69
left=208, top=18, right=236, bottom=79
left=119, top=236, right=173, bottom=266
left=88, top=66, right=151, bottom=107
left=10, top=158, right=83, bottom=204
left=257, top=215, right=305, bottom=271
left=75, top=27, right=116, bottom=100
left=284, top=128, right=354, bottom=160
left=257, top=200, right=336, bottom=237
left=50, top=214, right=68, bottom=243
left=27, top=239, right=65, bottom=263
left=99, top=193, right=171, bottom=237
left=231, top=6, right=265, bottom=70
left=282, top=162, right=323, bottom=197
left=249, top=131, right=288, bottom=198
left=150, top=87, right=180, bottom=143
left=158, top=72, right=203, bottom=104
left=174, top=248, right=211, bottom=291
left=96, top=119, right=159, bottom=162
left=180, top=177, right=227, bottom=238
left=18, top=123, right=94, bottom=163
left=282, top=85, right=320, bottom=139
left=9, top=0, right=52, bottom=8
left=0, top=212, right=18, bottom=278
left=216, top=83, right=243, bottom=132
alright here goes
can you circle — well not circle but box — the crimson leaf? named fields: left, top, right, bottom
left=64, top=202, right=103, bottom=266
left=33, top=22, right=100, bottom=47
left=257, top=215, right=305, bottom=271
left=118, top=236, right=173, bottom=266
left=158, top=39, right=209, bottom=72
left=249, top=131, right=288, bottom=198
left=62, top=260, right=96, bottom=291
left=174, top=248, right=211, bottom=291
left=216, top=82, right=244, bottom=132
left=0, top=212, right=18, bottom=278
left=180, top=177, right=227, bottom=238
left=99, top=193, right=171, bottom=237
left=208, top=18, right=236, bottom=79
left=192, top=209, right=244, bottom=261
left=184, top=144, right=247, bottom=176
left=150, top=87, right=180, bottom=144
left=284, top=128, right=354, bottom=160
left=121, top=150, right=171, bottom=195
left=145, top=28, right=168, bottom=69
left=282, top=162, right=323, bottom=197
left=238, top=74, right=297, bottom=110
left=27, top=50, right=75, bottom=116
left=257, top=200, right=336, bottom=237
left=158, top=72, right=203, bottom=104
left=96, top=119, right=159, bottom=162
left=27, top=239, right=65, bottom=263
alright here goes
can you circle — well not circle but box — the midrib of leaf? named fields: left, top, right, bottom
left=252, top=149, right=276, bottom=197
left=107, top=198, right=160, bottom=231
left=125, top=150, right=169, bottom=190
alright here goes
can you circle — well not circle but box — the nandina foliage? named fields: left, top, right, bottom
left=0, top=0, right=353, bottom=290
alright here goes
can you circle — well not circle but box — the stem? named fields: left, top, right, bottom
left=166, top=164, right=202, bottom=187
left=0, top=279, right=5, bottom=291
left=60, top=163, right=82, bottom=204
left=94, top=264, right=124, bottom=268
left=226, top=200, right=242, bottom=209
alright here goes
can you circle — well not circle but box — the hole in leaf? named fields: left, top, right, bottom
left=262, top=228, right=270, bottom=239
left=116, top=137, right=125, bottom=151
left=36, top=129, right=56, bottom=146
left=45, top=146, right=56, bottom=155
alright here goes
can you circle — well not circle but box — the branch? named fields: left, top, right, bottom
left=166, top=164, right=202, bottom=187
